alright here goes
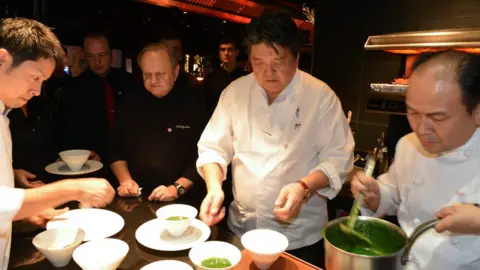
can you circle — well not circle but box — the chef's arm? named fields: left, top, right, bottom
left=311, top=90, right=355, bottom=199
left=111, top=161, right=134, bottom=184
left=197, top=89, right=234, bottom=191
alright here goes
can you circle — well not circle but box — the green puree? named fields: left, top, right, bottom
left=166, top=216, right=188, bottom=221
left=324, top=220, right=406, bottom=256
left=201, top=257, right=232, bottom=268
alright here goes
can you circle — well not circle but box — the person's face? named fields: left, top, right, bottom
left=164, top=39, right=183, bottom=61
left=140, top=49, right=179, bottom=98
left=250, top=43, right=298, bottom=96
left=407, top=64, right=480, bottom=154
left=0, top=49, right=55, bottom=108
left=219, top=43, right=239, bottom=65
left=84, top=37, right=111, bottom=76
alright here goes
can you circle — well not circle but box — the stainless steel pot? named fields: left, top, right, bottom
left=323, top=216, right=439, bottom=270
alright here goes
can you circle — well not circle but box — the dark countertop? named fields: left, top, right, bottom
left=9, top=195, right=241, bottom=270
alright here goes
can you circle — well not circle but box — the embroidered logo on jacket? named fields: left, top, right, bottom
left=176, top=125, right=191, bottom=129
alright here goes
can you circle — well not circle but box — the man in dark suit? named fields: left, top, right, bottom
left=55, top=33, right=136, bottom=166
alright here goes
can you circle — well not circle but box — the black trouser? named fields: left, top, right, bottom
left=288, top=239, right=325, bottom=269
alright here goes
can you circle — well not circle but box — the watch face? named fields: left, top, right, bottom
left=175, top=184, right=186, bottom=195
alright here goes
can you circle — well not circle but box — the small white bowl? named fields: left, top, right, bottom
left=73, top=238, right=129, bottom=270
left=241, top=229, right=289, bottom=270
left=32, top=227, right=85, bottom=267
left=141, top=260, right=193, bottom=270
left=189, top=241, right=241, bottom=270
left=156, top=204, right=198, bottom=237
left=59, top=149, right=90, bottom=171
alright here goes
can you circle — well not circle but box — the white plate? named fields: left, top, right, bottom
left=141, top=260, right=193, bottom=270
left=46, top=209, right=124, bottom=241
left=136, top=219, right=210, bottom=251
left=45, top=160, right=103, bottom=176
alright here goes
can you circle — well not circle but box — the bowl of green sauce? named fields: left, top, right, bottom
left=323, top=216, right=407, bottom=270
left=189, top=241, right=241, bottom=270
left=156, top=204, right=198, bottom=237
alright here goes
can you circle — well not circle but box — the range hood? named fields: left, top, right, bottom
left=364, top=28, right=480, bottom=54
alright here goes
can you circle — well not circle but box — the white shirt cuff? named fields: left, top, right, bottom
left=0, top=187, right=24, bottom=222
left=311, top=162, right=343, bottom=200
left=196, top=153, right=228, bottom=181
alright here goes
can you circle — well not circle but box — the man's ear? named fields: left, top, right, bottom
left=0, top=49, right=13, bottom=73
left=474, top=104, right=480, bottom=126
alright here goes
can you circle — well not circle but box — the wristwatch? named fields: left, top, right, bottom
left=296, top=180, right=312, bottom=200
left=173, top=183, right=186, bottom=197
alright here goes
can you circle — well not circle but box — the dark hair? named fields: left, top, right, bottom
left=244, top=12, right=300, bottom=57
left=0, top=17, right=65, bottom=67
left=411, top=50, right=480, bottom=113
left=83, top=31, right=111, bottom=49
left=219, top=38, right=239, bottom=50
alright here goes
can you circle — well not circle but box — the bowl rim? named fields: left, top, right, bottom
left=59, top=149, right=91, bottom=156
left=322, top=216, right=407, bottom=258
left=32, top=227, right=86, bottom=251
left=240, top=229, right=289, bottom=255
left=156, top=204, right=198, bottom=219
left=188, top=240, right=242, bottom=269
left=72, top=238, right=129, bottom=263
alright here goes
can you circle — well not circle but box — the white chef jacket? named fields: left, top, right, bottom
left=197, top=69, right=354, bottom=249
left=362, top=130, right=480, bottom=270
left=0, top=101, right=25, bottom=270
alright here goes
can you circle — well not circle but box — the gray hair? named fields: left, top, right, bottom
left=137, top=41, right=179, bottom=69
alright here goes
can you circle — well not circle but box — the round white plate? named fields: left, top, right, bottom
left=45, top=160, right=103, bottom=176
left=46, top=209, right=124, bottom=241
left=141, top=260, right=193, bottom=270
left=136, top=219, right=210, bottom=251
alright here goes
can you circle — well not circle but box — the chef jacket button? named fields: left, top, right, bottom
left=450, top=237, right=462, bottom=248
left=413, top=178, right=425, bottom=186
left=413, top=218, right=422, bottom=227
left=284, top=144, right=288, bottom=149
left=464, top=149, right=474, bottom=158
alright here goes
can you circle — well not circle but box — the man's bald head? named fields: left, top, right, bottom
left=411, top=50, right=480, bottom=113
left=406, top=50, right=480, bottom=154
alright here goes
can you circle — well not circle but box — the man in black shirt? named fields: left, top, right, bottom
left=110, top=42, right=206, bottom=202
left=203, top=39, right=248, bottom=116
left=55, top=33, right=135, bottom=162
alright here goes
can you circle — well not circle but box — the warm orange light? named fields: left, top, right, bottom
left=385, top=48, right=480, bottom=55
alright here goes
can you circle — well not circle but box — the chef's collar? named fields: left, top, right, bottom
left=435, top=128, right=480, bottom=162
left=0, top=101, right=11, bottom=116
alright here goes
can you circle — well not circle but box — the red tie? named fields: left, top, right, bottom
left=102, top=78, right=115, bottom=128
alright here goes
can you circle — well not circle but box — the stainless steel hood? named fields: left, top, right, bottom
left=364, top=28, right=480, bottom=52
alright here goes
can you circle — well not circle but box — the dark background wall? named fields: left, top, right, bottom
left=312, top=0, right=480, bottom=151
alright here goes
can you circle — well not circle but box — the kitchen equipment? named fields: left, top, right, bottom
left=323, top=216, right=439, bottom=270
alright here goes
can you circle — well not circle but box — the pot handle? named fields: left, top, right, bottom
left=401, top=219, right=440, bottom=265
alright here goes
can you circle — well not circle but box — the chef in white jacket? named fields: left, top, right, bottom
left=0, top=18, right=115, bottom=270
left=352, top=50, right=480, bottom=270
left=197, top=12, right=354, bottom=267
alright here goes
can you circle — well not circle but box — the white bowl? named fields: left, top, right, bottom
left=241, top=229, right=289, bottom=270
left=156, top=204, right=198, bottom=237
left=32, top=227, right=85, bottom=267
left=189, top=241, right=241, bottom=270
left=73, top=238, right=129, bottom=270
left=59, top=149, right=90, bottom=171
left=141, top=260, right=193, bottom=270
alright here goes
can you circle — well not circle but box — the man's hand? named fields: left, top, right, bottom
left=117, top=179, right=140, bottom=197
left=89, top=151, right=101, bottom=162
left=148, top=185, right=178, bottom=202
left=199, top=189, right=225, bottom=226
left=26, top=207, right=69, bottom=227
left=435, top=204, right=480, bottom=234
left=76, top=178, right=115, bottom=208
left=14, top=169, right=44, bottom=188
left=350, top=171, right=381, bottom=211
left=273, top=183, right=305, bottom=221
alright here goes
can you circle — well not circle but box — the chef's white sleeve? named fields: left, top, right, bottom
left=310, top=86, right=355, bottom=199
left=0, top=187, right=24, bottom=222
left=197, top=88, right=234, bottom=181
